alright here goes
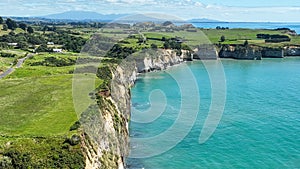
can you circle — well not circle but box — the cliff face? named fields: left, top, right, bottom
left=262, top=48, right=284, bottom=58
left=284, top=46, right=300, bottom=56
left=219, top=45, right=300, bottom=59
left=81, top=49, right=187, bottom=169
left=81, top=101, right=127, bottom=169
left=219, top=45, right=262, bottom=60
left=193, top=44, right=218, bottom=60
left=135, top=49, right=186, bottom=72
left=81, top=44, right=300, bottom=168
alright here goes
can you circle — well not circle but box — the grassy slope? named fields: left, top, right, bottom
left=143, top=29, right=299, bottom=48
left=8, top=53, right=76, bottom=78
left=0, top=52, right=91, bottom=167
left=110, top=28, right=299, bottom=49
left=0, top=75, right=78, bottom=136
left=0, top=49, right=27, bottom=72
left=0, top=52, right=103, bottom=136
left=201, top=28, right=300, bottom=47
left=0, top=57, right=14, bottom=72
left=201, top=29, right=282, bottom=43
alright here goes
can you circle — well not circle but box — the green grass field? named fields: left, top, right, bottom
left=0, top=52, right=103, bottom=137
left=201, top=28, right=284, bottom=43
left=0, top=49, right=101, bottom=167
left=0, top=49, right=27, bottom=72
left=99, top=27, right=300, bottom=49
left=5, top=53, right=75, bottom=78
left=154, top=29, right=298, bottom=47
left=0, top=75, right=78, bottom=136
left=0, top=57, right=14, bottom=72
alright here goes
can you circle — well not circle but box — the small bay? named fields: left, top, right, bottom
left=128, top=58, right=300, bottom=168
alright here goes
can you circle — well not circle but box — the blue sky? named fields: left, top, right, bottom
left=1, top=0, right=300, bottom=22
left=198, top=0, right=300, bottom=7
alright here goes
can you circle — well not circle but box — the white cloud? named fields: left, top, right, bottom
left=194, top=2, right=203, bottom=7
left=0, top=0, right=300, bottom=22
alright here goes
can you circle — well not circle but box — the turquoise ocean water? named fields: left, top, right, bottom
left=128, top=58, right=300, bottom=168
left=190, top=22, right=300, bottom=34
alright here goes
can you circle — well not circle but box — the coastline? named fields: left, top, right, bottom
left=126, top=57, right=300, bottom=169
left=117, top=52, right=300, bottom=168
left=81, top=49, right=188, bottom=168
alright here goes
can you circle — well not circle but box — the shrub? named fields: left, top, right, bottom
left=4, top=149, right=32, bottom=168
left=70, top=121, right=81, bottom=131
left=150, top=43, right=158, bottom=49
left=220, top=35, right=226, bottom=42
left=64, top=135, right=81, bottom=146
left=30, top=56, right=76, bottom=67
left=0, top=52, right=16, bottom=58
left=106, top=44, right=136, bottom=58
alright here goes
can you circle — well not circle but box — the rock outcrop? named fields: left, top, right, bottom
left=193, top=44, right=218, bottom=60
left=284, top=46, right=300, bottom=56
left=219, top=45, right=262, bottom=60
left=134, top=49, right=186, bottom=72
left=261, top=48, right=284, bottom=58
left=219, top=44, right=300, bottom=59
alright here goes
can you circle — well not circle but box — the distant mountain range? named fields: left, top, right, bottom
left=187, top=18, right=224, bottom=23
left=40, top=11, right=222, bottom=23
left=41, top=11, right=128, bottom=21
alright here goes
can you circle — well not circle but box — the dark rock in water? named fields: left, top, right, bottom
left=132, top=102, right=139, bottom=107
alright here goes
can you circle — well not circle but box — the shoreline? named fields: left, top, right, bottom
left=124, top=53, right=300, bottom=168
left=126, top=57, right=300, bottom=169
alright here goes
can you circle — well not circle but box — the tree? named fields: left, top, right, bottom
left=5, top=18, right=17, bottom=30
left=163, top=41, right=170, bottom=49
left=9, top=31, right=15, bottom=36
left=2, top=24, right=8, bottom=31
left=0, top=16, right=3, bottom=24
left=42, top=26, right=48, bottom=34
left=19, top=23, right=27, bottom=31
left=151, top=43, right=158, bottom=49
left=36, top=44, right=49, bottom=52
left=17, top=41, right=28, bottom=50
left=27, top=26, right=34, bottom=34
left=220, top=35, right=226, bottom=42
left=244, top=40, right=249, bottom=47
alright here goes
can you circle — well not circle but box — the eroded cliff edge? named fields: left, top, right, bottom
left=218, top=44, right=300, bottom=60
left=80, top=44, right=300, bottom=168
left=81, top=49, right=189, bottom=169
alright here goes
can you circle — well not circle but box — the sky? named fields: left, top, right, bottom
left=1, top=0, right=300, bottom=22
